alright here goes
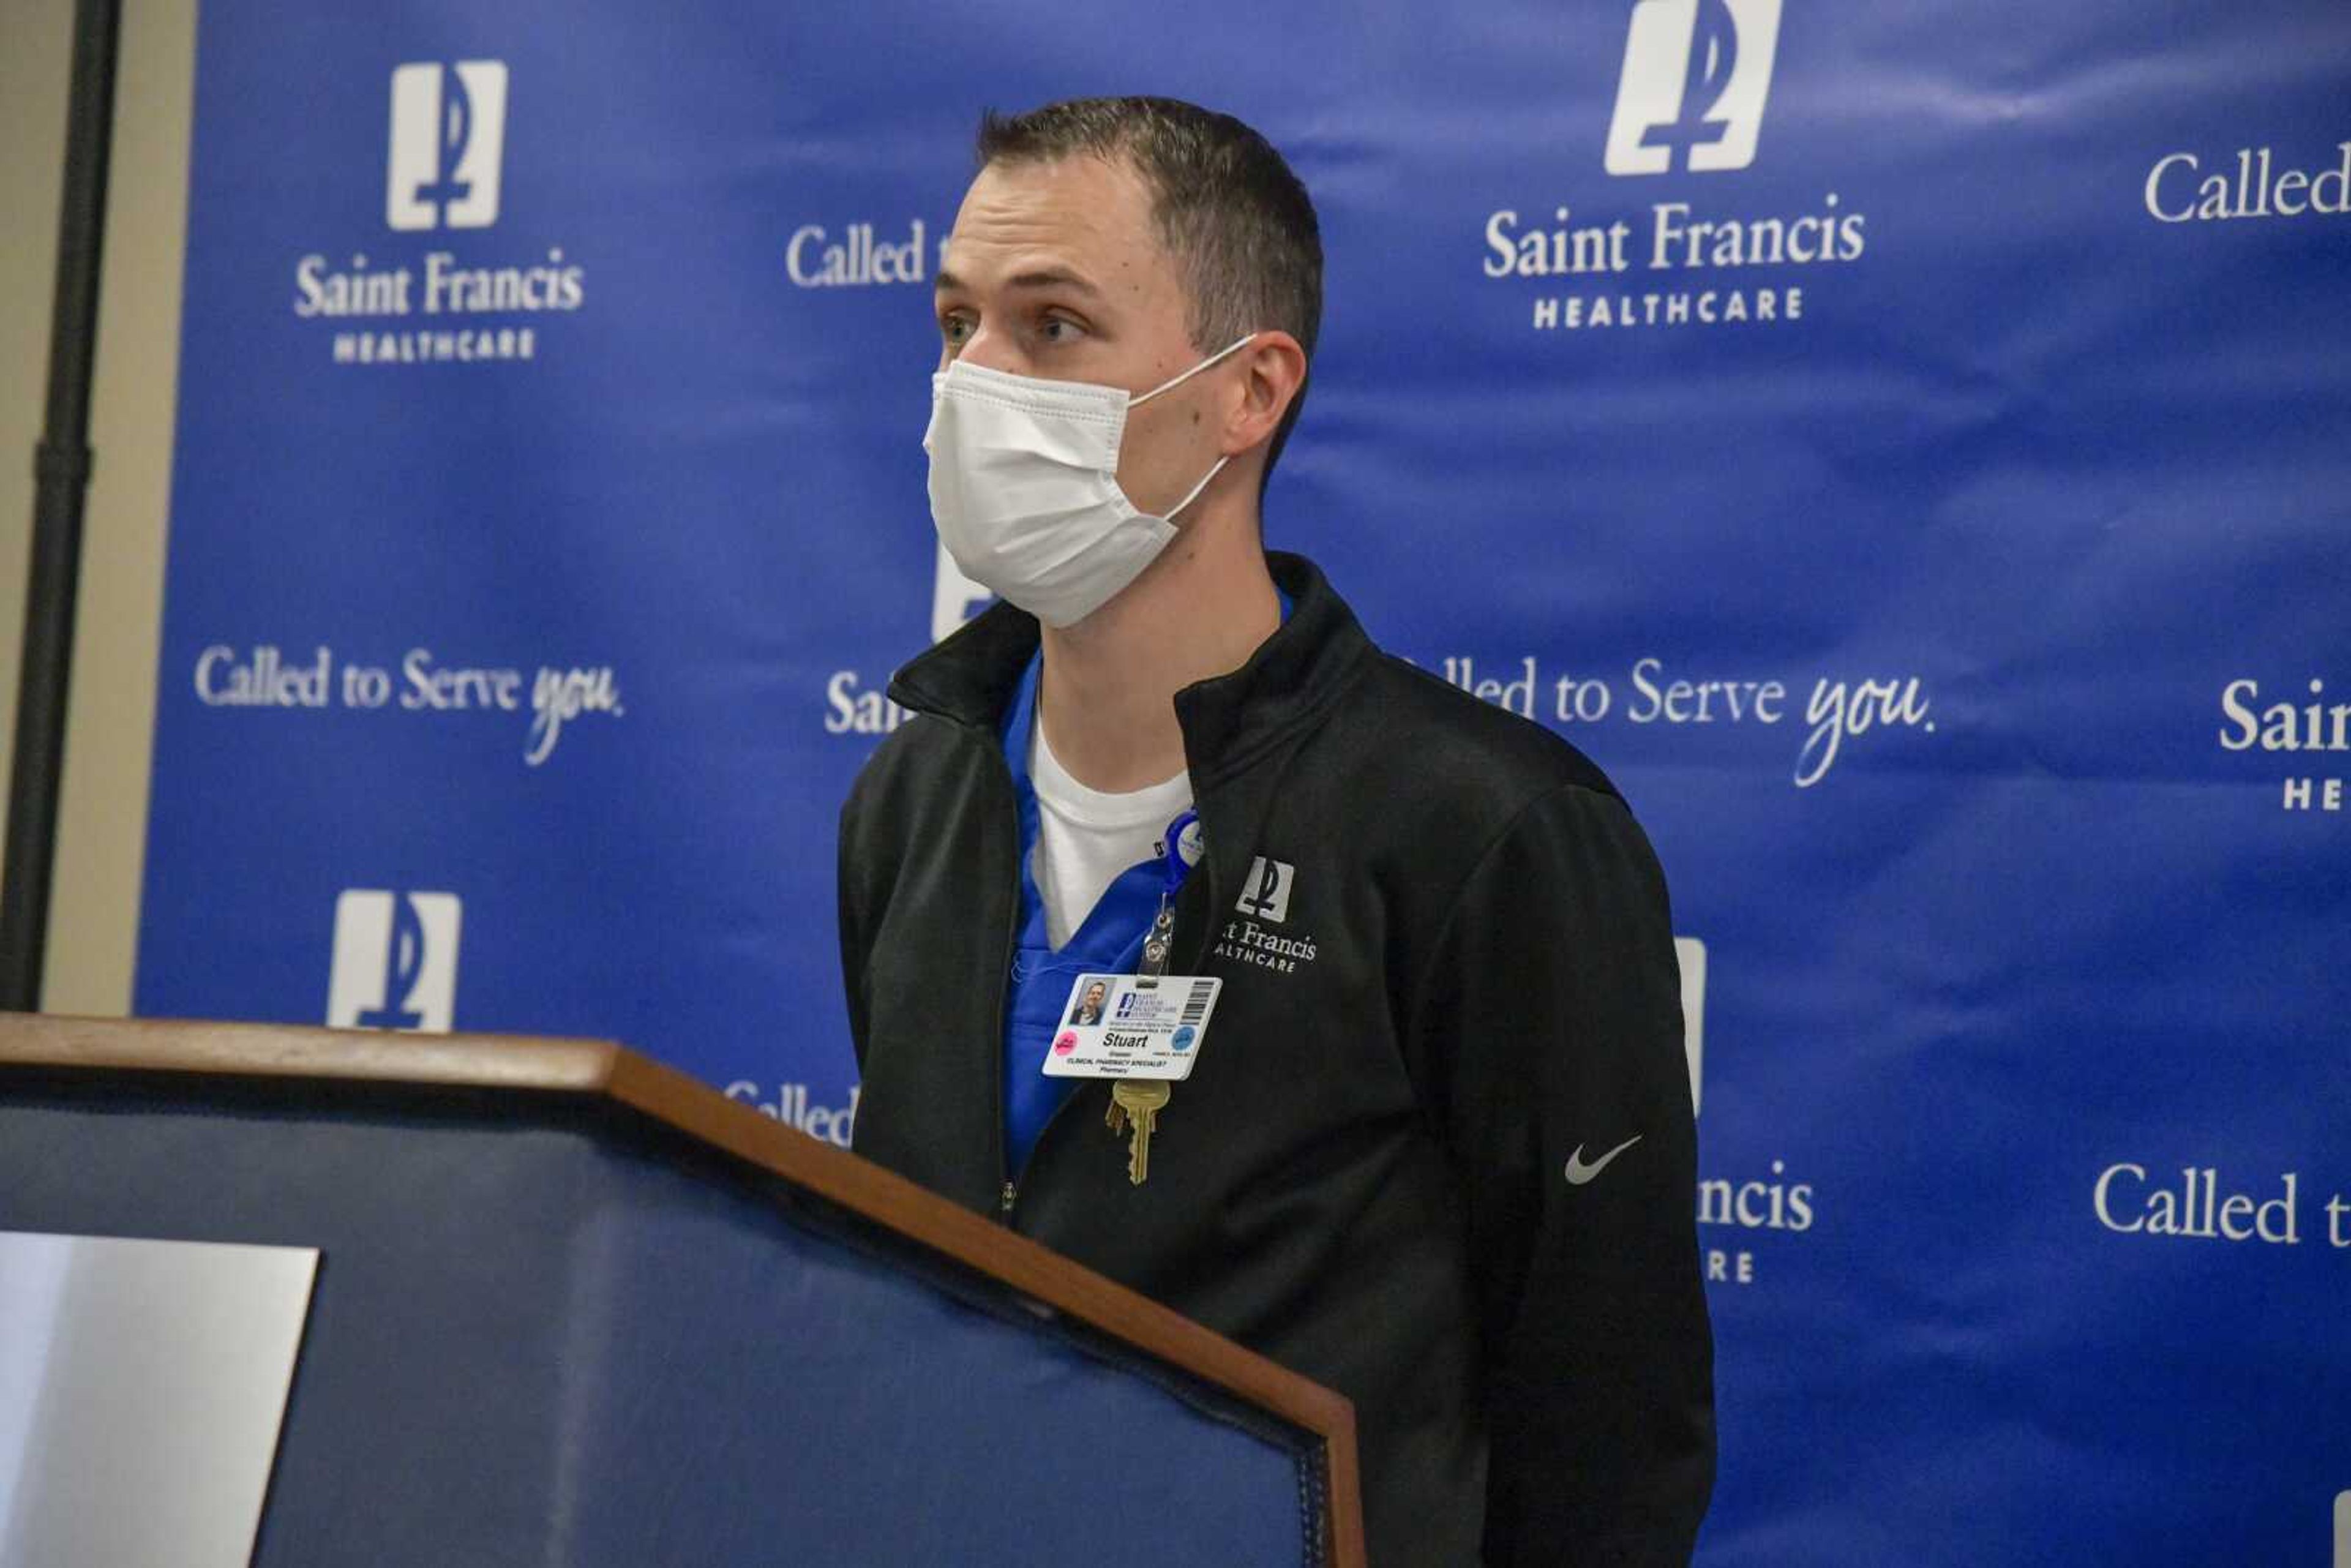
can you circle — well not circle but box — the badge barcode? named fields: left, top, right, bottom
left=1179, top=980, right=1214, bottom=1025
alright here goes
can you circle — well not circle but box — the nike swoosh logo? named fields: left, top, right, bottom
left=1564, top=1135, right=1643, bottom=1186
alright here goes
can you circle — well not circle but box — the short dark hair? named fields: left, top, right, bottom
left=975, top=96, right=1323, bottom=484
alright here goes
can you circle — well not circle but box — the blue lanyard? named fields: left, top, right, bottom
left=1161, top=809, right=1201, bottom=899
left=1143, top=808, right=1202, bottom=977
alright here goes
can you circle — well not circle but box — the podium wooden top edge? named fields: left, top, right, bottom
left=0, top=1012, right=1366, bottom=1568
left=0, top=1012, right=622, bottom=1089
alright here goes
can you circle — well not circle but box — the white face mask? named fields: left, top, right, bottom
left=923, top=334, right=1256, bottom=628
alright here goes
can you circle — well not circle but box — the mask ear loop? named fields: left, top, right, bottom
left=1129, top=332, right=1259, bottom=407
left=1128, top=332, right=1256, bottom=520
left=1161, top=455, right=1231, bottom=522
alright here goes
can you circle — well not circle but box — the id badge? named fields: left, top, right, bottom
left=1043, top=972, right=1222, bottom=1082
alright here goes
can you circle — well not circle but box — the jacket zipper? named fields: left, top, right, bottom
left=989, top=751, right=1022, bottom=1223
left=993, top=746, right=1238, bottom=1224
left=1004, top=1040, right=1103, bottom=1223
left=1002, top=984, right=1108, bottom=1223
left=1005, top=848, right=1218, bottom=1225
left=989, top=737, right=1102, bottom=1225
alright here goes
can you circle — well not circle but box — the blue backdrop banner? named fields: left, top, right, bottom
left=136, top=2, right=2351, bottom=1561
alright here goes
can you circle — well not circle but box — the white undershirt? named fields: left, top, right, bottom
left=1029, top=721, right=1192, bottom=950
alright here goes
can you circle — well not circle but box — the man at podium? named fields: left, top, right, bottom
left=838, top=96, right=1715, bottom=1566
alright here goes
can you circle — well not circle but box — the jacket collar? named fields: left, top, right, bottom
left=887, top=551, right=1375, bottom=788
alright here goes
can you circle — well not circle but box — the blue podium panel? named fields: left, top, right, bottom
left=0, top=1079, right=1322, bottom=1568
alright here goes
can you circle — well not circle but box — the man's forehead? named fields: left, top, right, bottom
left=939, top=155, right=1166, bottom=289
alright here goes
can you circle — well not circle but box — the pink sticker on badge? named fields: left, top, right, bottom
left=1053, top=1031, right=1079, bottom=1055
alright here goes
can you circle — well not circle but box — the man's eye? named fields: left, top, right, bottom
left=1038, top=315, right=1084, bottom=344
left=940, top=315, right=974, bottom=345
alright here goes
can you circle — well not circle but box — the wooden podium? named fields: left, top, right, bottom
left=0, top=1015, right=1365, bottom=1567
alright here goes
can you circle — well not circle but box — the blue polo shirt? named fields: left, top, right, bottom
left=997, top=657, right=1176, bottom=1176
left=997, top=592, right=1289, bottom=1176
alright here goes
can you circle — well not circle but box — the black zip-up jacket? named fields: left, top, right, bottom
left=839, top=553, right=1715, bottom=1565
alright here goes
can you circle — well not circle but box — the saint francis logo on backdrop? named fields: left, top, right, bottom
left=328, top=890, right=463, bottom=1032
left=932, top=541, right=993, bottom=643
left=1605, top=0, right=1782, bottom=176
left=387, top=62, right=509, bottom=231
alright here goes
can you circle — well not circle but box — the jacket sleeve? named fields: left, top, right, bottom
left=1405, top=782, right=1715, bottom=1566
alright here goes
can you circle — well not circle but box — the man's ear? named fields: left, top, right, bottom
left=1224, top=331, right=1308, bottom=457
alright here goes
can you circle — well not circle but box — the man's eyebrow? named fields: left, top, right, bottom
left=934, top=266, right=1102, bottom=298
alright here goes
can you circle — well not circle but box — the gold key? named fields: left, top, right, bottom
left=1112, top=1080, right=1171, bottom=1185
left=1105, top=1097, right=1128, bottom=1136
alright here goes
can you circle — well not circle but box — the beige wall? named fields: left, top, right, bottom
left=0, top=0, right=193, bottom=1015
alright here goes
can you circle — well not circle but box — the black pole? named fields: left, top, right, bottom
left=1, top=0, right=124, bottom=1010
